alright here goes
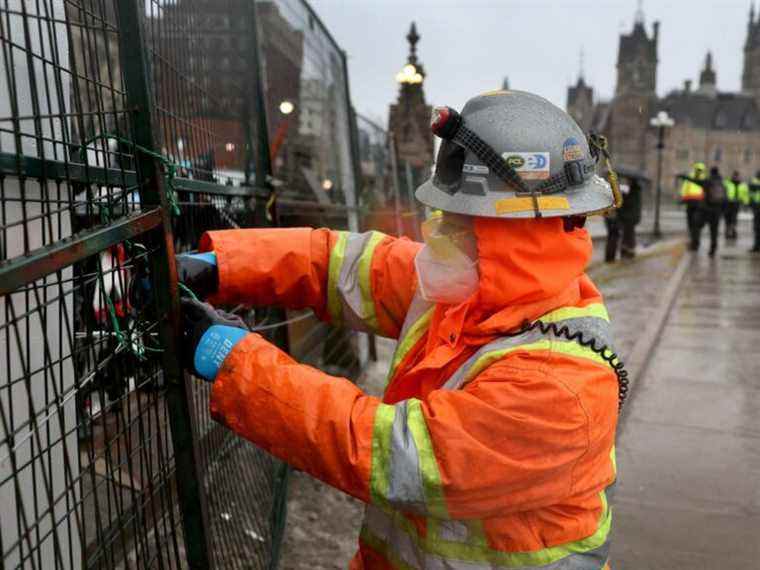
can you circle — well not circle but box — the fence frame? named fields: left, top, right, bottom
left=0, top=0, right=363, bottom=567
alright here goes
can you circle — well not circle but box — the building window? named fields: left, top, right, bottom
left=745, top=148, right=753, bottom=163
left=714, top=111, right=727, bottom=129
left=713, top=147, right=722, bottom=162
left=676, top=148, right=689, bottom=161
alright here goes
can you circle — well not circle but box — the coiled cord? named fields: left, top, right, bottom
left=515, top=319, right=630, bottom=410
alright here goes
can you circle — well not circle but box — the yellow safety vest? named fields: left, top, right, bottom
left=749, top=178, right=760, bottom=205
left=723, top=179, right=740, bottom=202
left=679, top=178, right=704, bottom=201
left=737, top=181, right=751, bottom=205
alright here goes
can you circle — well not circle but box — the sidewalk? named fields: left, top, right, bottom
left=610, top=232, right=760, bottom=568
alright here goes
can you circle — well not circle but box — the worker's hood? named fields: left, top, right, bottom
left=410, top=214, right=596, bottom=397
left=472, top=216, right=592, bottom=313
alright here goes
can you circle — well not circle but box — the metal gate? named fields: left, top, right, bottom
left=0, top=0, right=362, bottom=568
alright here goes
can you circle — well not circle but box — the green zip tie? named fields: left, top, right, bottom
left=177, top=282, right=199, bottom=301
left=79, top=133, right=181, bottom=217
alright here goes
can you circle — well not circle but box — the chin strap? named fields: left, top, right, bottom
left=588, top=132, right=623, bottom=210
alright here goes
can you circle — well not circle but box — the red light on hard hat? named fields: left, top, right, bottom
left=430, top=106, right=461, bottom=140
left=431, top=107, right=450, bottom=134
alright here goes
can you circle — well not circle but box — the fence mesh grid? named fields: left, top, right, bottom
left=1, top=0, right=362, bottom=568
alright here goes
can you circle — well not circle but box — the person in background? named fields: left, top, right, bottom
left=605, top=175, right=642, bottom=262
left=749, top=171, right=760, bottom=252
left=722, top=171, right=745, bottom=241
left=678, top=162, right=707, bottom=251
left=679, top=164, right=725, bottom=257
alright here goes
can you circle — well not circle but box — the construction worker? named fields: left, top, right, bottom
left=749, top=171, right=760, bottom=252
left=678, top=162, right=707, bottom=251
left=723, top=171, right=745, bottom=241
left=178, top=91, right=622, bottom=569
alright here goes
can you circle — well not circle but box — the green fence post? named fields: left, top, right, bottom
left=115, top=2, right=213, bottom=568
left=246, top=4, right=291, bottom=568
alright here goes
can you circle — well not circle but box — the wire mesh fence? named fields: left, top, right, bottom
left=0, top=0, right=362, bottom=568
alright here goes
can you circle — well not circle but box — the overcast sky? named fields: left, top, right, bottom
left=311, top=0, right=754, bottom=126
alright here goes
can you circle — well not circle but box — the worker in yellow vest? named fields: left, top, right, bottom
left=678, top=162, right=708, bottom=251
left=723, top=171, right=746, bottom=241
left=749, top=172, right=760, bottom=252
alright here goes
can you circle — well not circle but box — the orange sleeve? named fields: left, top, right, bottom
left=199, top=228, right=336, bottom=318
left=210, top=338, right=615, bottom=519
left=210, top=332, right=377, bottom=503
left=199, top=228, right=422, bottom=337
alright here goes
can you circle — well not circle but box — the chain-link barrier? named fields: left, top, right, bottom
left=0, top=0, right=362, bottom=568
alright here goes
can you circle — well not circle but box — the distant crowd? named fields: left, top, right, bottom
left=678, top=163, right=760, bottom=256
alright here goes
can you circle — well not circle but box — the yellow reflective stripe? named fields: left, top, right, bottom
left=327, top=232, right=349, bottom=324
left=385, top=308, right=434, bottom=384
left=358, top=231, right=385, bottom=332
left=369, top=403, right=396, bottom=508
left=551, top=340, right=609, bottom=367
left=610, top=446, right=617, bottom=475
left=464, top=339, right=611, bottom=384
left=540, top=302, right=609, bottom=323
left=362, top=493, right=612, bottom=567
left=407, top=399, right=449, bottom=519
left=464, top=339, right=551, bottom=383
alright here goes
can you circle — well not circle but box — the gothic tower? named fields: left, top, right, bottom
left=742, top=3, right=760, bottom=102
left=567, top=49, right=595, bottom=131
left=606, top=6, right=660, bottom=172
left=387, top=23, right=434, bottom=177
left=614, top=8, right=659, bottom=95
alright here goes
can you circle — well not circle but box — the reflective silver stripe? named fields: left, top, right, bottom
left=336, top=231, right=381, bottom=332
left=436, top=519, right=470, bottom=543
left=443, top=315, right=614, bottom=391
left=365, top=506, right=425, bottom=568
left=399, top=291, right=433, bottom=341
left=385, top=292, right=434, bottom=387
left=363, top=506, right=611, bottom=570
left=386, top=401, right=427, bottom=513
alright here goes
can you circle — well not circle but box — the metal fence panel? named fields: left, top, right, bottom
left=1, top=0, right=363, bottom=568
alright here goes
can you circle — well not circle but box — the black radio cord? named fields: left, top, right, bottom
left=515, top=320, right=630, bottom=410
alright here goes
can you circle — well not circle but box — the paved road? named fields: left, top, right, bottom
left=610, top=228, right=760, bottom=569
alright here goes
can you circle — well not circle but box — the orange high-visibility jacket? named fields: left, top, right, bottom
left=200, top=217, right=619, bottom=570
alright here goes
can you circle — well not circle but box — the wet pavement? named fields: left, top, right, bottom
left=610, top=228, right=760, bottom=569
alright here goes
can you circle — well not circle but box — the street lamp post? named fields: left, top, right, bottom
left=649, top=110, right=675, bottom=240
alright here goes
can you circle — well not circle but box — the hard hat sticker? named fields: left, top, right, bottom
left=562, top=138, right=584, bottom=161
left=500, top=152, right=550, bottom=180
left=462, top=164, right=489, bottom=175
left=494, top=196, right=570, bottom=214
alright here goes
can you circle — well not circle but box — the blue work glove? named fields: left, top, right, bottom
left=176, top=252, right=218, bottom=300
left=181, top=298, right=248, bottom=381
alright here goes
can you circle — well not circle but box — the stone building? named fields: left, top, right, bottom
left=567, top=7, right=760, bottom=195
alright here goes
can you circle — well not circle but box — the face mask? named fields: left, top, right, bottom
left=414, top=212, right=479, bottom=304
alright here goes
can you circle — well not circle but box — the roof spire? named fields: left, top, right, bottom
left=634, top=0, right=645, bottom=25
left=407, top=22, right=420, bottom=66
left=579, top=46, right=586, bottom=81
left=699, top=50, right=717, bottom=95
left=396, top=23, right=425, bottom=85
left=751, top=1, right=756, bottom=25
